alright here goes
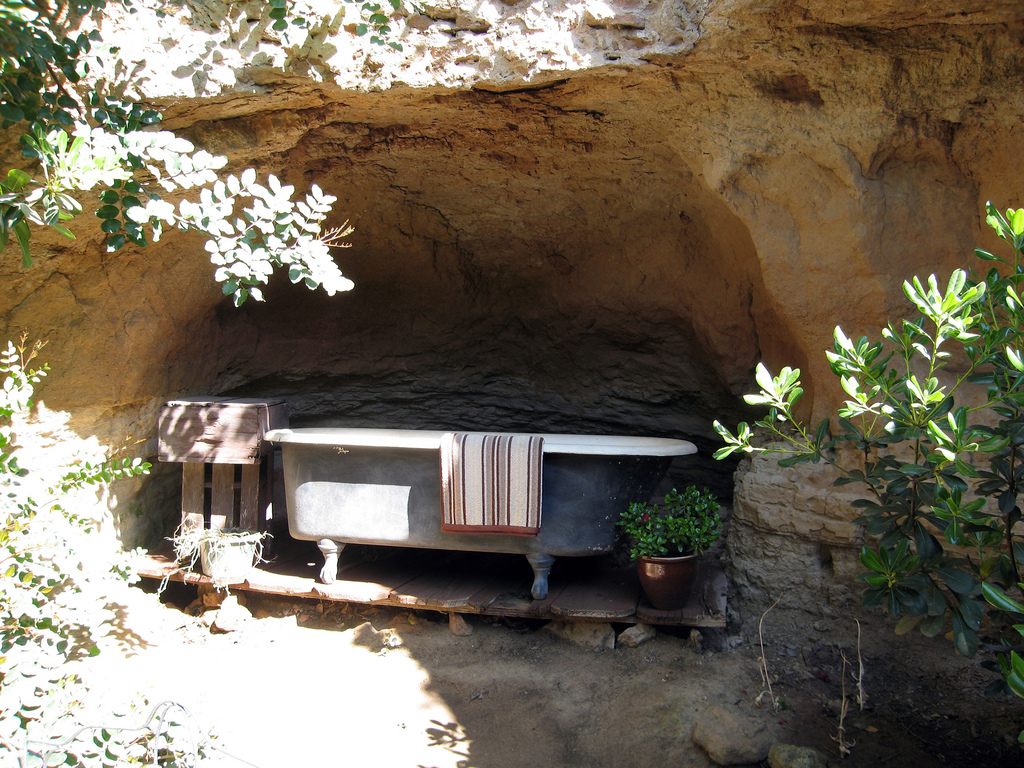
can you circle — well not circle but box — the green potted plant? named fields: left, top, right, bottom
left=618, top=486, right=722, bottom=610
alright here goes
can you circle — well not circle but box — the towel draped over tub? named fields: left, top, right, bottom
left=439, top=432, right=543, bottom=535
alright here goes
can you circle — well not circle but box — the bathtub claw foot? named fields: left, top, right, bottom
left=317, top=539, right=345, bottom=584
left=526, top=553, right=556, bottom=600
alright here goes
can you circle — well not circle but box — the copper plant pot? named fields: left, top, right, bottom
left=637, top=554, right=699, bottom=610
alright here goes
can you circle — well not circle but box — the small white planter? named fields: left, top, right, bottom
left=199, top=535, right=262, bottom=586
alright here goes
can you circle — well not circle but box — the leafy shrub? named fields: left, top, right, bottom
left=0, top=337, right=204, bottom=765
left=713, top=203, right=1024, bottom=729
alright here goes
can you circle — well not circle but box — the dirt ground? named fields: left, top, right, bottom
left=63, top=578, right=1024, bottom=768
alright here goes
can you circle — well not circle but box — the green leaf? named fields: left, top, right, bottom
left=4, top=169, right=31, bottom=192
left=1007, top=658, right=1024, bottom=698
left=14, top=220, right=32, bottom=267
left=914, top=524, right=940, bottom=561
left=952, top=611, right=979, bottom=657
left=895, top=614, right=922, bottom=635
left=0, top=103, right=25, bottom=122
left=975, top=247, right=1007, bottom=264
left=1011, top=208, right=1024, bottom=237
left=1010, top=650, right=1024, bottom=681
left=899, top=463, right=930, bottom=476
left=983, top=582, right=1024, bottom=615
left=777, top=453, right=814, bottom=467
left=920, top=614, right=944, bottom=637
left=859, top=546, right=885, bottom=573
left=933, top=565, right=974, bottom=595
left=944, top=519, right=963, bottom=546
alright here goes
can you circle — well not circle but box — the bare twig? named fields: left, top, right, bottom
left=754, top=597, right=782, bottom=712
left=832, top=651, right=857, bottom=757
left=320, top=221, right=355, bottom=247
left=855, top=619, right=866, bottom=711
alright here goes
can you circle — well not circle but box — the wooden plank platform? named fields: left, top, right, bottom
left=136, top=539, right=726, bottom=628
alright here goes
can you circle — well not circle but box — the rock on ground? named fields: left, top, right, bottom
left=768, top=744, right=831, bottom=768
left=351, top=620, right=404, bottom=651
left=544, top=619, right=616, bottom=650
left=210, top=595, right=250, bottom=633
left=692, top=704, right=775, bottom=765
left=617, top=623, right=656, bottom=648
left=448, top=612, right=474, bottom=636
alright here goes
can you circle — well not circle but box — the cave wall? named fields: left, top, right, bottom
left=203, top=84, right=772, bottom=499
left=3, top=0, right=1024, bottom=624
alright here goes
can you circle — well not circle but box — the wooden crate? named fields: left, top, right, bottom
left=159, top=397, right=288, bottom=464
left=158, top=397, right=289, bottom=532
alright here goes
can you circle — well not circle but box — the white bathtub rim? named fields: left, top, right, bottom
left=265, top=428, right=697, bottom=457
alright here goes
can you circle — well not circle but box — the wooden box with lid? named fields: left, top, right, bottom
left=158, top=397, right=289, bottom=531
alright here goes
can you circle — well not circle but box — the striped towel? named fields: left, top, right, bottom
left=440, top=432, right=543, bottom=536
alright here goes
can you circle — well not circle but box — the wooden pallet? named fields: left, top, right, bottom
left=137, top=540, right=727, bottom=628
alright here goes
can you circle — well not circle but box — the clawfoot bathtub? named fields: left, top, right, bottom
left=265, top=428, right=696, bottom=599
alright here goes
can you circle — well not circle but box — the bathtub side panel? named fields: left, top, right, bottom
left=533, top=454, right=672, bottom=553
left=282, top=444, right=438, bottom=546
left=280, top=443, right=671, bottom=556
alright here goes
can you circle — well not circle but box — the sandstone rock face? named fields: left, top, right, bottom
left=91, top=0, right=706, bottom=97
left=2, top=0, right=1023, bottom=644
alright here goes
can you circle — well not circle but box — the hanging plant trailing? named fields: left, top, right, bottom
left=169, top=525, right=269, bottom=589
